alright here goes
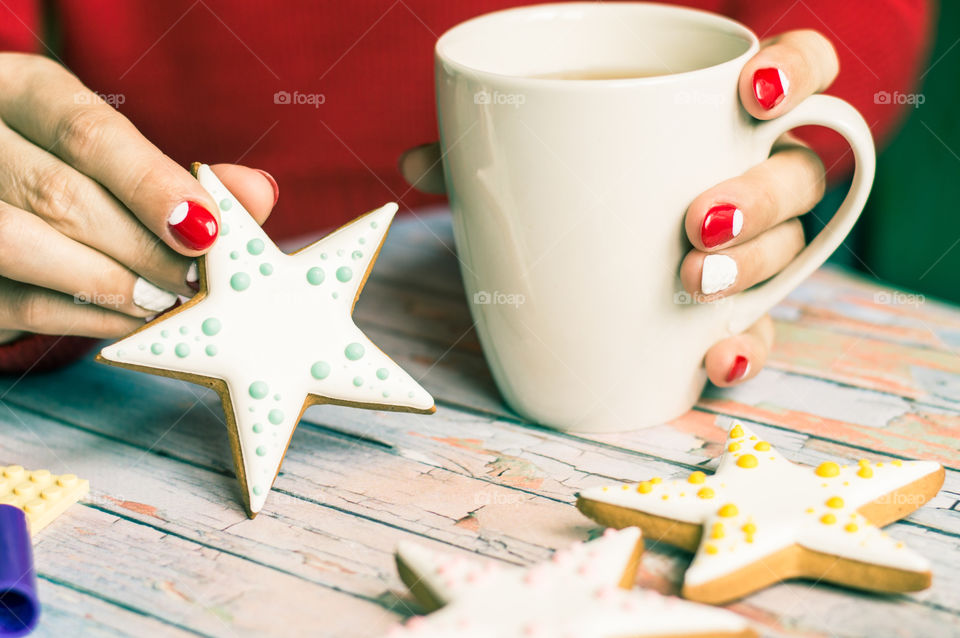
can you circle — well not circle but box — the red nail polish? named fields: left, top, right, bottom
left=255, top=169, right=280, bottom=207
left=726, top=355, right=750, bottom=383
left=168, top=201, right=218, bottom=251
left=753, top=67, right=788, bottom=110
left=701, top=204, right=744, bottom=248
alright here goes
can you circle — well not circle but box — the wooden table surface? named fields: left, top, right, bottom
left=2, top=209, right=959, bottom=638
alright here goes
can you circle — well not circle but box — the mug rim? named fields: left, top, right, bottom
left=435, top=1, right=761, bottom=86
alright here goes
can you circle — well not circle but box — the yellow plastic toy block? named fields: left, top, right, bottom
left=0, top=464, right=89, bottom=535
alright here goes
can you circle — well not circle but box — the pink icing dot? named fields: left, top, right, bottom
left=523, top=567, right=546, bottom=587
left=523, top=623, right=543, bottom=637
left=577, top=562, right=594, bottom=577
left=594, top=585, right=616, bottom=600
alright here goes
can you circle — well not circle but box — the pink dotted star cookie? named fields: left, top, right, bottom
left=387, top=527, right=755, bottom=638
left=576, top=422, right=944, bottom=603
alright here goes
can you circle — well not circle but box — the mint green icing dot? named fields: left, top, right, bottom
left=260, top=263, right=273, bottom=276
left=371, top=221, right=378, bottom=229
left=249, top=381, right=269, bottom=399
left=407, top=391, right=414, bottom=398
left=358, top=237, right=366, bottom=245
left=179, top=326, right=189, bottom=335
left=161, top=330, right=169, bottom=338
left=382, top=391, right=390, bottom=398
left=252, top=486, right=262, bottom=496
left=138, top=344, right=145, bottom=350
left=332, top=292, right=339, bottom=299
left=273, top=394, right=281, bottom=401
left=268, top=409, right=283, bottom=425
left=344, top=342, right=365, bottom=360
left=117, top=349, right=126, bottom=357
left=320, top=253, right=328, bottom=260
left=253, top=424, right=263, bottom=434
left=194, top=336, right=200, bottom=342
left=256, top=446, right=266, bottom=457
left=175, top=343, right=190, bottom=358
left=351, top=250, right=363, bottom=260
left=202, top=318, right=222, bottom=336
left=230, top=272, right=251, bottom=291
left=247, top=239, right=264, bottom=255
left=205, top=345, right=218, bottom=356
left=311, top=361, right=331, bottom=379
left=220, top=224, right=230, bottom=236
left=376, top=368, right=389, bottom=380
left=219, top=198, right=233, bottom=211
left=230, top=251, right=239, bottom=260
left=306, top=267, right=325, bottom=285
left=336, top=266, right=352, bottom=282
left=336, top=249, right=344, bottom=257
left=352, top=376, right=363, bottom=387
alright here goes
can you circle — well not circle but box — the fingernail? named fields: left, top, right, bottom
left=145, top=298, right=182, bottom=323
left=255, top=169, right=280, bottom=207
left=185, top=262, right=199, bottom=292
left=168, top=201, right=218, bottom=251
left=701, top=204, right=743, bottom=248
left=701, top=254, right=737, bottom=294
left=133, top=277, right=179, bottom=312
left=753, top=67, right=788, bottom=110
left=726, top=355, right=750, bottom=383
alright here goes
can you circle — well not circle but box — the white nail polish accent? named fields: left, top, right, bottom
left=778, top=68, right=790, bottom=97
left=701, top=254, right=737, bottom=294
left=133, top=277, right=178, bottom=312
left=168, top=201, right=189, bottom=226
left=731, top=209, right=744, bottom=238
left=186, top=262, right=198, bottom=284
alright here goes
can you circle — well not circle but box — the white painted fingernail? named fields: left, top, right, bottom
left=133, top=277, right=178, bottom=312
left=701, top=254, right=737, bottom=294
left=186, top=262, right=198, bottom=284
left=731, top=208, right=744, bottom=238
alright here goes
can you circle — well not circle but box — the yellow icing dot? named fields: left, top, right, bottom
left=843, top=481, right=850, bottom=486
left=705, top=544, right=718, bottom=555
left=857, top=466, right=874, bottom=479
left=736, top=454, right=758, bottom=469
left=621, top=485, right=630, bottom=490
left=896, top=542, right=904, bottom=549
left=718, top=504, right=738, bottom=518
left=710, top=523, right=725, bottom=539
left=602, top=487, right=609, bottom=492
left=742, top=522, right=756, bottom=535
left=754, top=441, right=771, bottom=451
left=805, top=508, right=815, bottom=514
left=650, top=477, right=662, bottom=484
left=687, top=471, right=706, bottom=484
left=845, top=523, right=858, bottom=533
left=730, top=424, right=744, bottom=438
left=697, top=487, right=715, bottom=499
left=858, top=459, right=870, bottom=467
left=749, top=435, right=757, bottom=441
left=728, top=442, right=742, bottom=452
left=637, top=481, right=653, bottom=494
left=892, top=459, right=903, bottom=467
left=820, top=513, right=837, bottom=525
left=745, top=534, right=755, bottom=544
left=826, top=496, right=845, bottom=509
left=877, top=462, right=884, bottom=467
left=679, top=492, right=686, bottom=497
left=815, top=462, right=840, bottom=478
left=661, top=494, right=669, bottom=500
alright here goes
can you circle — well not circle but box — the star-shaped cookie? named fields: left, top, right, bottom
left=98, top=164, right=435, bottom=517
left=386, top=527, right=755, bottom=638
left=577, top=422, right=944, bottom=603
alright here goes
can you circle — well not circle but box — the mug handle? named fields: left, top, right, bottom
left=727, top=94, right=876, bottom=334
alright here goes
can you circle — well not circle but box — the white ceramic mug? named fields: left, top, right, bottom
left=435, top=2, right=874, bottom=432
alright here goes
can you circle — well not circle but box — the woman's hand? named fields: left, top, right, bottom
left=0, top=53, right=278, bottom=344
left=399, top=29, right=839, bottom=387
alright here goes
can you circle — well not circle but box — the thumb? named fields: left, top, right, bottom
left=208, top=164, right=279, bottom=226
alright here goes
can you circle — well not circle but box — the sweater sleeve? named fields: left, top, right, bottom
left=728, top=0, right=934, bottom=180
left=0, top=0, right=100, bottom=374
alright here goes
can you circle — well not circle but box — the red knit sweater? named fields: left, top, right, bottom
left=0, top=0, right=934, bottom=372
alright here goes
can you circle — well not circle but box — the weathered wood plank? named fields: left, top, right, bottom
left=2, top=364, right=958, bottom=626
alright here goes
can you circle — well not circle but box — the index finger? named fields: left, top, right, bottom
left=0, top=54, right=220, bottom=255
left=738, top=30, right=839, bottom=120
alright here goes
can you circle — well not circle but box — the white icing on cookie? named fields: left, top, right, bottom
left=579, top=422, right=940, bottom=588
left=100, top=165, right=434, bottom=514
left=387, top=528, right=753, bottom=637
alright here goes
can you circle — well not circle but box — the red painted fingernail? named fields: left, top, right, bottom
left=255, top=169, right=280, bottom=207
left=701, top=204, right=744, bottom=248
left=168, top=201, right=218, bottom=251
left=726, top=355, right=750, bottom=383
left=753, top=67, right=788, bottom=110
